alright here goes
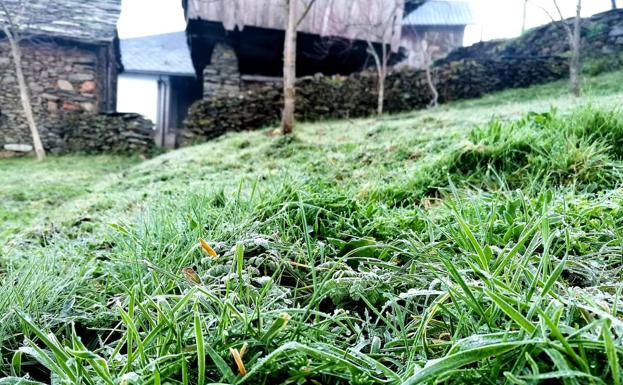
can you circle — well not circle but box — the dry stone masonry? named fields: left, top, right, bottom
left=0, top=0, right=154, bottom=155
left=444, top=8, right=623, bottom=65
left=184, top=57, right=568, bottom=142
left=0, top=39, right=154, bottom=154
left=202, top=43, right=241, bottom=99
left=184, top=8, right=623, bottom=143
left=61, top=112, right=155, bottom=154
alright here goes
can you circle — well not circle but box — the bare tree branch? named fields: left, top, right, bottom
left=532, top=0, right=582, bottom=97
left=296, top=0, right=318, bottom=27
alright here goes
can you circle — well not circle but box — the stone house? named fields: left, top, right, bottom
left=117, top=32, right=202, bottom=148
left=401, top=0, right=475, bottom=68
left=0, top=0, right=121, bottom=151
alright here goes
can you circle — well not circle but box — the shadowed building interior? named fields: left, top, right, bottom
left=182, top=0, right=473, bottom=99
left=182, top=0, right=407, bottom=98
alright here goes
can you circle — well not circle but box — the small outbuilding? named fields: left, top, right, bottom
left=0, top=0, right=122, bottom=150
left=117, top=32, right=201, bottom=148
left=401, top=0, right=475, bottom=68
left=183, top=0, right=405, bottom=98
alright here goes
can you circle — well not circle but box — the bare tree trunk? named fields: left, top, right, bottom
left=377, top=69, right=386, bottom=115
left=368, top=42, right=386, bottom=115
left=2, top=25, right=45, bottom=160
left=570, top=0, right=582, bottom=97
left=424, top=55, right=438, bottom=108
left=612, top=0, right=617, bottom=9
left=281, top=0, right=297, bottom=135
left=522, top=0, right=529, bottom=34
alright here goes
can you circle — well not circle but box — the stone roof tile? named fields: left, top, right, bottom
left=0, top=0, right=121, bottom=43
left=121, top=32, right=195, bottom=76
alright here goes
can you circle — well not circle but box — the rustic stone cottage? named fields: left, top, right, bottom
left=401, top=0, right=474, bottom=68
left=0, top=0, right=122, bottom=151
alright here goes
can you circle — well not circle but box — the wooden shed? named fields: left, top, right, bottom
left=183, top=0, right=405, bottom=93
left=0, top=0, right=122, bottom=150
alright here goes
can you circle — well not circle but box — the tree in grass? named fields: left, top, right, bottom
left=320, top=0, right=405, bottom=115
left=356, top=0, right=404, bottom=115
left=401, top=21, right=439, bottom=108
left=282, top=0, right=318, bottom=135
left=0, top=0, right=46, bottom=160
left=522, top=0, right=529, bottom=34
left=532, top=0, right=583, bottom=97
left=565, top=0, right=583, bottom=98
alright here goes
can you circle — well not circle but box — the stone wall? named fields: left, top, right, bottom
left=443, top=8, right=623, bottom=64
left=61, top=112, right=154, bottom=154
left=0, top=39, right=105, bottom=149
left=0, top=37, right=145, bottom=154
left=202, top=43, right=241, bottom=99
left=184, top=56, right=568, bottom=141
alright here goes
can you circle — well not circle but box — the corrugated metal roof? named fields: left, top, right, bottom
left=403, top=0, right=475, bottom=26
left=121, top=32, right=196, bottom=77
left=0, top=0, right=120, bottom=43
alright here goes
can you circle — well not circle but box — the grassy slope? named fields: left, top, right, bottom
left=0, top=156, right=137, bottom=242
left=1, top=71, right=623, bottom=384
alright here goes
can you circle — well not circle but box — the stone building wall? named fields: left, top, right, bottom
left=0, top=39, right=106, bottom=150
left=400, top=26, right=466, bottom=69
left=202, top=43, right=241, bottom=99
left=0, top=38, right=153, bottom=155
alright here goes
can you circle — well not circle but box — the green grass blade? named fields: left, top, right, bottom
left=402, top=340, right=537, bottom=385
left=602, top=319, right=621, bottom=385
left=205, top=344, right=236, bottom=382
left=486, top=290, right=536, bottom=334
left=194, top=309, right=206, bottom=385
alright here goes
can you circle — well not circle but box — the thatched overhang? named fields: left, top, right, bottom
left=184, top=0, right=405, bottom=49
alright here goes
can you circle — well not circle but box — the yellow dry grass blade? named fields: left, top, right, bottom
left=199, top=238, right=218, bottom=257
left=229, top=347, right=247, bottom=376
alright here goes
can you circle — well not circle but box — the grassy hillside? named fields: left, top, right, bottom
left=0, top=156, right=137, bottom=242
left=1, top=71, right=623, bottom=384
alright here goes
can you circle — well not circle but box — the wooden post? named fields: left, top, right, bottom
left=2, top=25, right=46, bottom=160
left=1, top=0, right=46, bottom=160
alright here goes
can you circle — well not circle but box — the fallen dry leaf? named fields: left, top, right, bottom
left=181, top=267, right=201, bottom=284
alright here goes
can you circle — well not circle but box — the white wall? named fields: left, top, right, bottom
left=117, top=73, right=159, bottom=124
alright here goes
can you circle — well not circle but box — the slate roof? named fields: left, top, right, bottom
left=0, top=0, right=121, bottom=43
left=403, top=0, right=475, bottom=26
left=120, top=32, right=196, bottom=77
